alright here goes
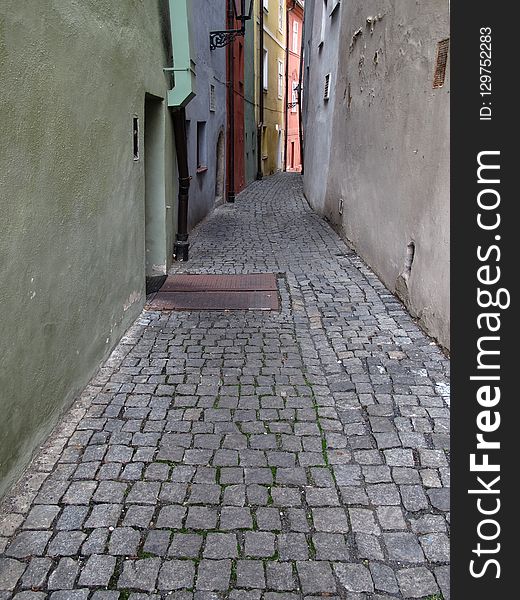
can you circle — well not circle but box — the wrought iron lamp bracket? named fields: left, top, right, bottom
left=210, top=28, right=245, bottom=50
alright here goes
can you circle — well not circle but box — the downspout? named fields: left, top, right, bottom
left=164, top=0, right=196, bottom=261
left=284, top=0, right=296, bottom=172
left=256, top=2, right=264, bottom=180
left=172, top=109, right=190, bottom=261
left=298, top=4, right=305, bottom=174
left=227, top=0, right=236, bottom=202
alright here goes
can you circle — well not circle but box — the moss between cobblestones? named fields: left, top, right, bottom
left=155, top=459, right=175, bottom=466
left=230, top=559, right=238, bottom=586
left=307, top=535, right=317, bottom=559
left=108, top=556, right=123, bottom=590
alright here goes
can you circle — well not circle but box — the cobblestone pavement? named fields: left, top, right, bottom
left=0, top=174, right=450, bottom=599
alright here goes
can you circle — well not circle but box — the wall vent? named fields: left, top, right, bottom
left=433, top=38, right=449, bottom=88
left=324, top=73, right=331, bottom=101
left=209, top=84, right=216, bottom=112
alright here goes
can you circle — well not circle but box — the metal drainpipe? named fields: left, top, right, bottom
left=256, top=2, right=264, bottom=180
left=227, top=0, right=236, bottom=202
left=284, top=0, right=296, bottom=172
left=173, top=107, right=190, bottom=261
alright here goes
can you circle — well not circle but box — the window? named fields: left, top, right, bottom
left=263, top=0, right=269, bottom=11
left=196, top=121, right=207, bottom=170
left=263, top=48, right=268, bottom=90
left=324, top=73, right=331, bottom=101
left=319, top=0, right=328, bottom=46
left=132, top=116, right=139, bottom=160
left=209, top=84, right=216, bottom=112
left=291, top=82, right=298, bottom=112
left=292, top=21, right=299, bottom=53
left=277, top=59, right=284, bottom=99
left=278, top=0, right=283, bottom=32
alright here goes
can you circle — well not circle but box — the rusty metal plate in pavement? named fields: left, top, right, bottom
left=148, top=290, right=280, bottom=311
left=160, top=273, right=278, bottom=292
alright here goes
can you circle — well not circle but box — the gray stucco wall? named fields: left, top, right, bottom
left=303, top=0, right=450, bottom=348
left=302, top=0, right=341, bottom=209
left=185, top=0, right=227, bottom=229
left=0, top=0, right=177, bottom=498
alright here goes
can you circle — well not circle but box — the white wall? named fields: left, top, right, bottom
left=303, top=0, right=450, bottom=348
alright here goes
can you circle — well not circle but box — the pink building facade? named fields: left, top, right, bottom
left=286, top=0, right=304, bottom=172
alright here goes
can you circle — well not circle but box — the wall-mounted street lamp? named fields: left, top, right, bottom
left=287, top=83, right=301, bottom=110
left=210, top=0, right=254, bottom=50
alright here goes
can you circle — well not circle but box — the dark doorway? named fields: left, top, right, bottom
left=215, top=130, right=225, bottom=205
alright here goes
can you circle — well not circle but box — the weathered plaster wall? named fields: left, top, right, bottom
left=304, top=0, right=450, bottom=348
left=302, top=0, right=341, bottom=205
left=0, top=0, right=176, bottom=498
left=185, top=0, right=227, bottom=228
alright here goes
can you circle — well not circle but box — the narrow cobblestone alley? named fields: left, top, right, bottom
left=0, top=174, right=450, bottom=599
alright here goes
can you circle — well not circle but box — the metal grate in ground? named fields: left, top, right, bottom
left=146, top=273, right=280, bottom=311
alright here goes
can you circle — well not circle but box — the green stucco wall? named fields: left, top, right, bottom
left=0, top=0, right=178, bottom=498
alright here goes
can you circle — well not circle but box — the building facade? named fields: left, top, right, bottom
left=285, top=0, right=304, bottom=172
left=227, top=6, right=246, bottom=199
left=303, top=0, right=450, bottom=348
left=244, top=12, right=258, bottom=185
left=185, top=0, right=227, bottom=226
left=260, top=0, right=287, bottom=176
left=0, top=0, right=195, bottom=498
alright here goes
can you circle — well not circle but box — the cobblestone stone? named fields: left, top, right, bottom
left=296, top=562, right=336, bottom=595
left=0, top=558, right=26, bottom=591
left=236, top=560, right=265, bottom=589
left=78, top=554, right=116, bottom=587
left=396, top=566, right=439, bottom=598
left=47, top=531, right=86, bottom=557
left=0, top=174, right=449, bottom=597
left=19, top=557, right=52, bottom=590
left=118, top=558, right=161, bottom=592
left=196, top=559, right=231, bottom=591
left=157, top=560, right=195, bottom=590
left=334, top=563, right=374, bottom=593
left=4, top=531, right=51, bottom=558
left=22, top=506, right=60, bottom=530
left=47, top=557, right=79, bottom=590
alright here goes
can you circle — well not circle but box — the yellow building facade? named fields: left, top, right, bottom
left=256, top=0, right=286, bottom=176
